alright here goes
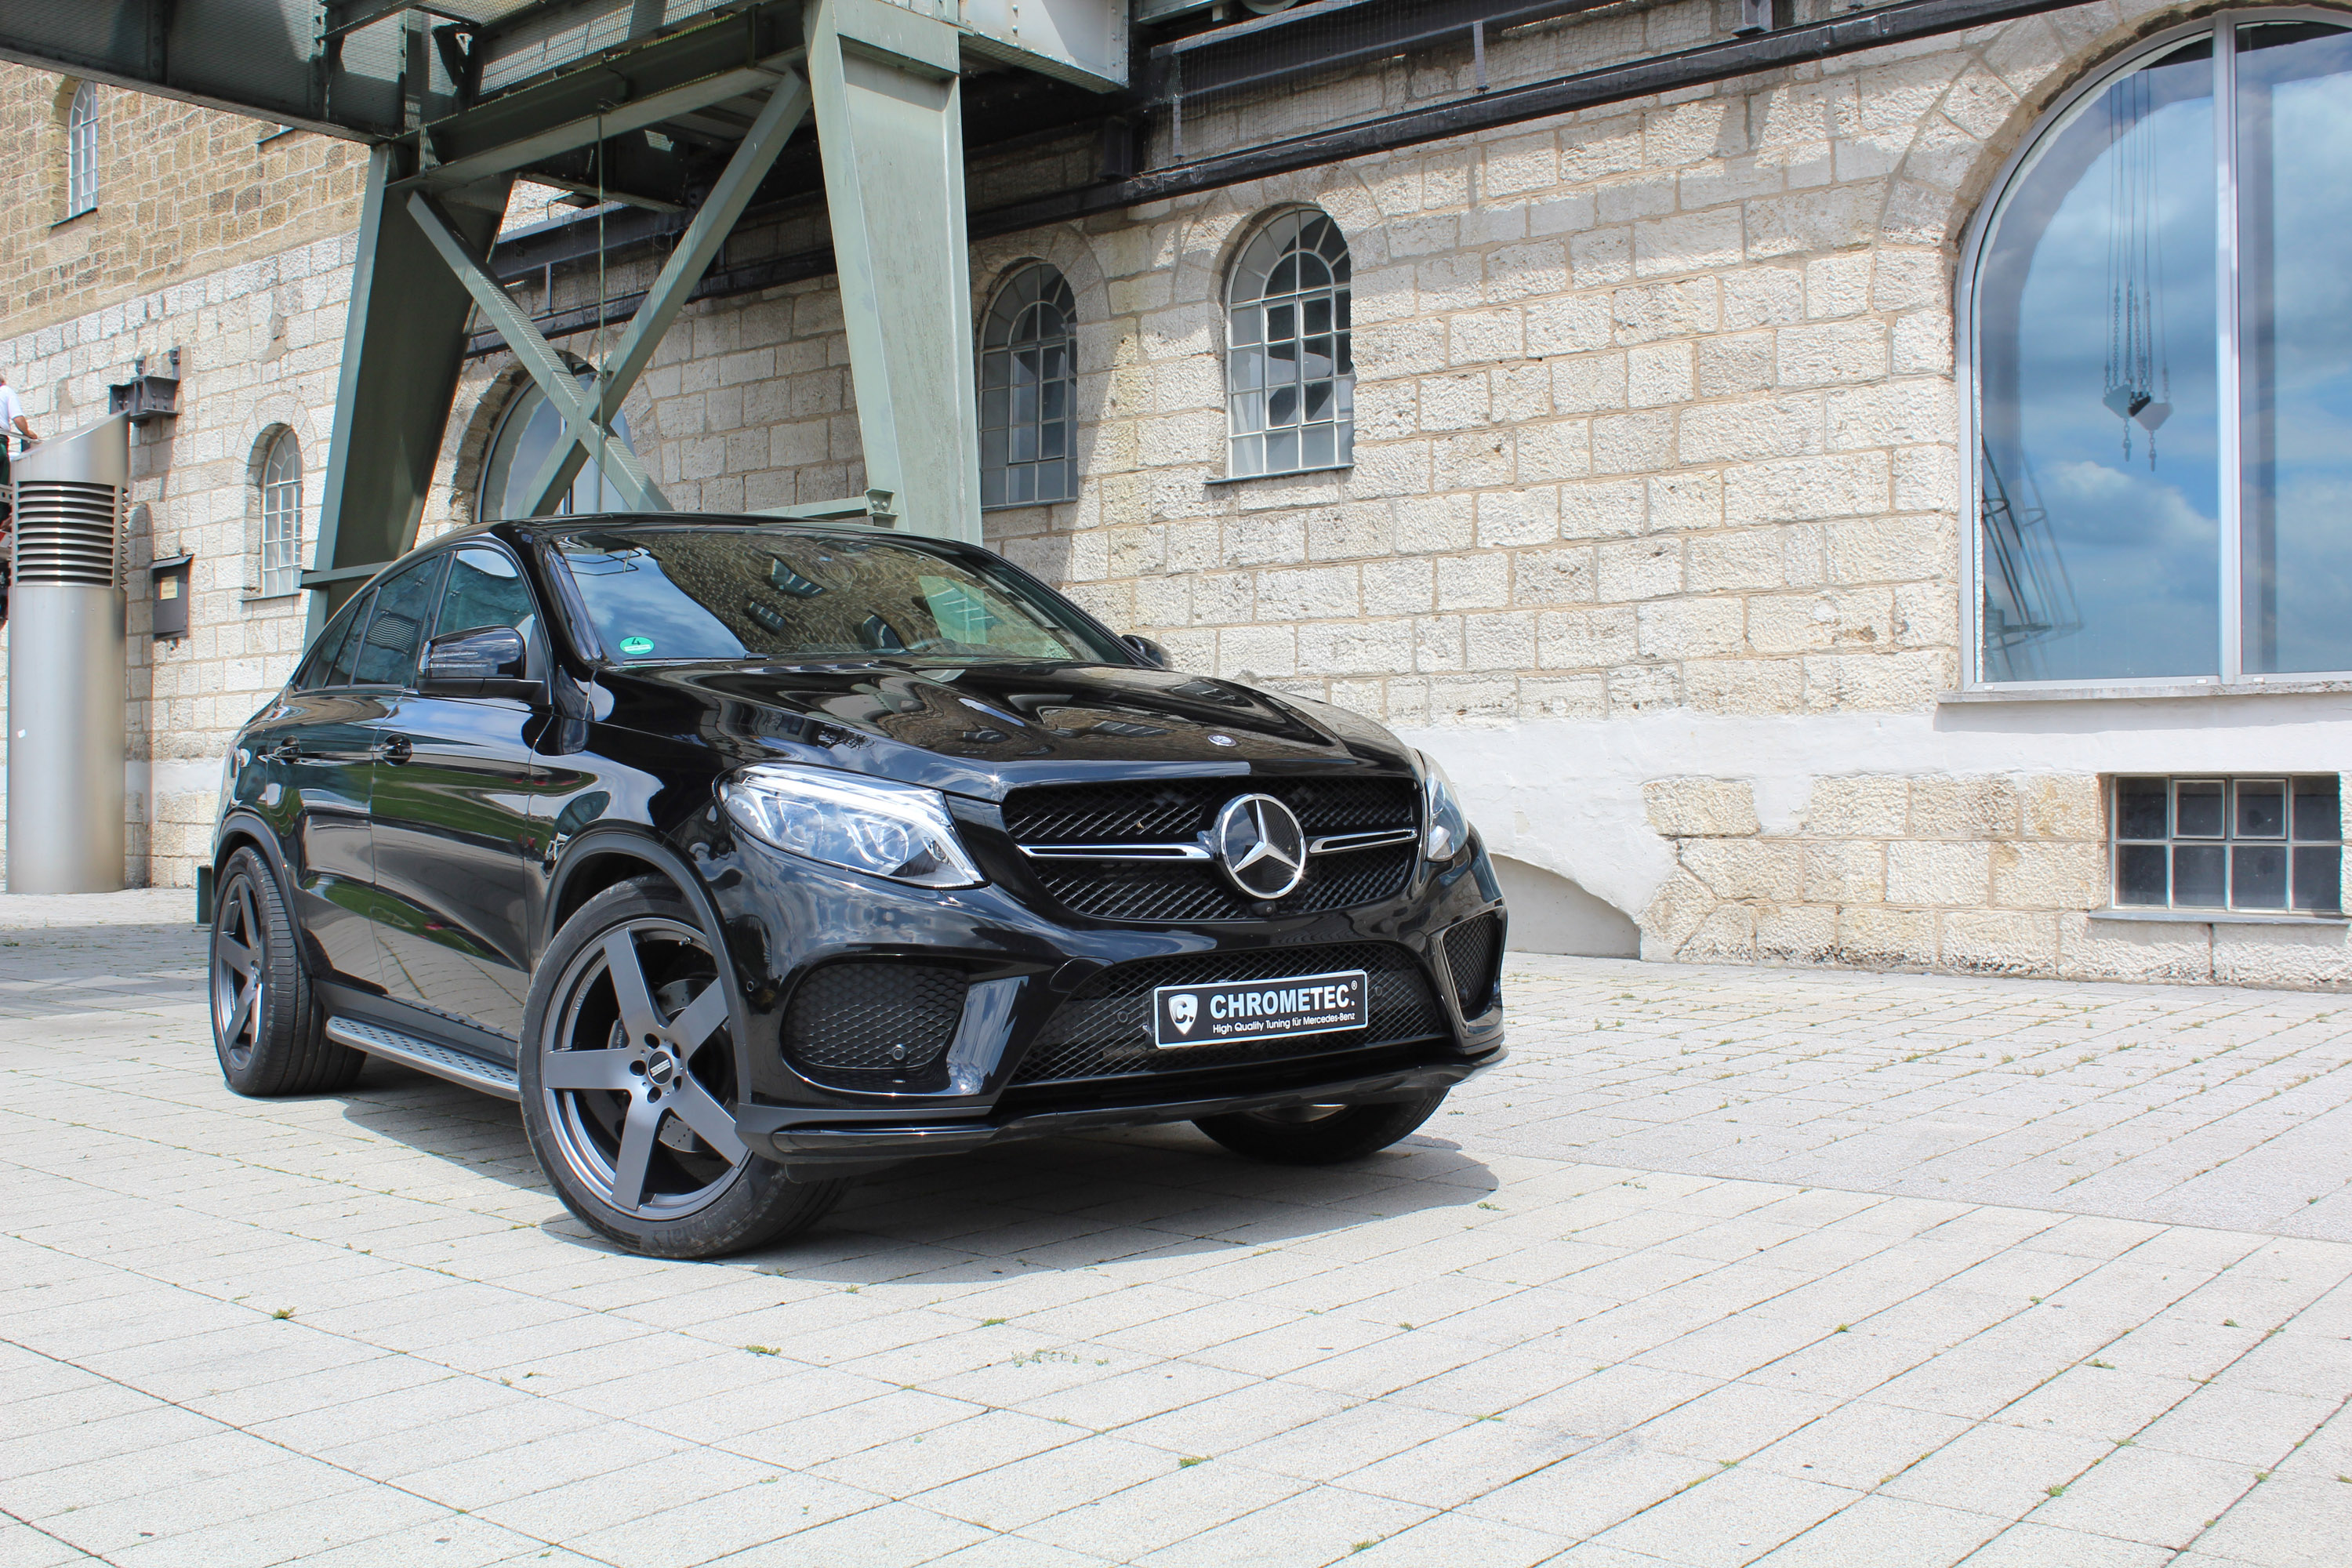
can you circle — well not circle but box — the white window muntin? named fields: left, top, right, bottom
left=979, top=263, right=1079, bottom=510
left=1226, top=210, right=1354, bottom=480
left=258, top=430, right=303, bottom=598
left=1958, top=11, right=2352, bottom=688
left=67, top=81, right=97, bottom=216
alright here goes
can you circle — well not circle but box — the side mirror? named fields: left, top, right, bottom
left=1123, top=633, right=1171, bottom=669
left=419, top=625, right=539, bottom=699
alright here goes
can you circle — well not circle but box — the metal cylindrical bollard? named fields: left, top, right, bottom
left=8, top=413, right=129, bottom=893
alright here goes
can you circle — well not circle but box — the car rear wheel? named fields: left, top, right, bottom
left=1193, top=1088, right=1449, bottom=1165
left=519, top=877, right=846, bottom=1259
left=209, top=846, right=364, bottom=1096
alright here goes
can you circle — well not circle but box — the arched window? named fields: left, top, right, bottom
left=258, top=430, right=303, bottom=597
left=1969, top=16, right=2352, bottom=684
left=979, top=263, right=1078, bottom=508
left=478, top=373, right=636, bottom=521
left=1226, top=209, right=1353, bottom=479
left=66, top=81, right=97, bottom=216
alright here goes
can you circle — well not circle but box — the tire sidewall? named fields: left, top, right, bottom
left=210, top=846, right=326, bottom=1095
left=519, top=877, right=835, bottom=1258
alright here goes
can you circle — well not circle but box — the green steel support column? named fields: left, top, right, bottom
left=804, top=0, right=982, bottom=543
left=307, top=147, right=510, bottom=636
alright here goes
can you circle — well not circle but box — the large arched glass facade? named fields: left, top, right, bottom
left=1227, top=210, right=1353, bottom=479
left=1970, top=15, right=2352, bottom=684
left=477, top=375, right=635, bottom=521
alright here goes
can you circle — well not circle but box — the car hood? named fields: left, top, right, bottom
left=592, top=658, right=1417, bottom=800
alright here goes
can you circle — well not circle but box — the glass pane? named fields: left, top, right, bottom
left=1266, top=429, right=1298, bottom=473
left=2292, top=775, right=2341, bottom=840
left=1267, top=303, right=1295, bottom=343
left=2238, top=23, right=2352, bottom=673
left=1268, top=256, right=1297, bottom=295
left=2116, top=775, right=2169, bottom=838
left=1305, top=381, right=1334, bottom=423
left=2234, top=779, right=2287, bottom=837
left=1304, top=296, right=1331, bottom=335
left=1976, top=38, right=2219, bottom=681
left=982, top=466, right=1006, bottom=507
left=2233, top=844, right=2288, bottom=907
left=981, top=388, right=1009, bottom=430
left=1042, top=379, right=1067, bottom=421
left=1229, top=346, right=1265, bottom=394
left=1231, top=305, right=1261, bottom=347
left=981, top=428, right=1007, bottom=470
left=1232, top=390, right=1265, bottom=434
left=1041, top=419, right=1066, bottom=459
left=2293, top=845, right=2343, bottom=909
left=1013, top=385, right=1038, bottom=426
left=325, top=590, right=375, bottom=687
left=1008, top=464, right=1034, bottom=504
left=1232, top=434, right=1263, bottom=476
left=352, top=557, right=443, bottom=688
left=1304, top=336, right=1333, bottom=378
left=1302, top=423, right=1335, bottom=469
left=982, top=352, right=1010, bottom=389
left=1269, top=385, right=1299, bottom=427
left=2175, top=842, right=2227, bottom=905
left=437, top=546, right=537, bottom=643
left=2176, top=779, right=2225, bottom=837
left=2117, top=843, right=2169, bottom=904
left=1011, top=423, right=1036, bottom=463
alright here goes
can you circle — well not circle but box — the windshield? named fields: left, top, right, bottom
left=551, top=526, right=1130, bottom=665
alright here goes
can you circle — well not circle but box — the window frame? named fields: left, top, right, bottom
left=2107, top=772, right=2342, bottom=914
left=1957, top=9, right=2352, bottom=691
left=1223, top=207, right=1356, bottom=482
left=978, top=261, right=1080, bottom=511
left=257, top=429, right=303, bottom=599
left=66, top=81, right=97, bottom=218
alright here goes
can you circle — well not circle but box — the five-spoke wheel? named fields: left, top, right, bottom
left=519, top=877, right=845, bottom=1258
left=207, top=846, right=364, bottom=1097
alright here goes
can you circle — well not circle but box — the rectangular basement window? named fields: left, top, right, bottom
left=2110, top=775, right=2342, bottom=915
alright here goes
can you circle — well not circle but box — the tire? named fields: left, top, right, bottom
left=519, top=877, right=846, bottom=1259
left=210, top=846, right=365, bottom=1096
left=1194, top=1088, right=1450, bottom=1166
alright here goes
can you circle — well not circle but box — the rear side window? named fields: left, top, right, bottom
left=351, top=555, right=446, bottom=688
left=292, top=593, right=368, bottom=691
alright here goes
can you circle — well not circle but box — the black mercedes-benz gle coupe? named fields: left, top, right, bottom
left=209, top=517, right=1507, bottom=1258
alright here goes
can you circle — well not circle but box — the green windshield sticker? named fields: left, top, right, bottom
left=618, top=636, right=655, bottom=657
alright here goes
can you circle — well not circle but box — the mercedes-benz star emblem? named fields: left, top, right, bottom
left=1212, top=793, right=1308, bottom=900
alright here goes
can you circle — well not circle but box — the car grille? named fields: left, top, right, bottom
left=1011, top=942, right=1449, bottom=1085
left=1441, top=913, right=1504, bottom=1015
left=782, top=961, right=967, bottom=1089
left=1002, top=776, right=1418, bottom=922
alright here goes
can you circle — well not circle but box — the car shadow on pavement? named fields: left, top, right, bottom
left=0, top=923, right=207, bottom=1019
left=336, top=1057, right=1498, bottom=1272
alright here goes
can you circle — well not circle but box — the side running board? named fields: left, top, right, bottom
left=325, top=1017, right=521, bottom=1102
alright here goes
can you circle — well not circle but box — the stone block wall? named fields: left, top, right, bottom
left=1639, top=773, right=2352, bottom=989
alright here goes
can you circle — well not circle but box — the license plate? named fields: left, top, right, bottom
left=1152, top=969, right=1370, bottom=1048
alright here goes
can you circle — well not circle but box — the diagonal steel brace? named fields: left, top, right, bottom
left=405, top=189, right=670, bottom=513
left=520, top=71, right=812, bottom=517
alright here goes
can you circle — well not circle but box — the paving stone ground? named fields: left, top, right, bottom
left=4, top=891, right=2350, bottom=1567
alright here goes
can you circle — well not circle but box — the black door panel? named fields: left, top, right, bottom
left=278, top=691, right=394, bottom=989
left=369, top=693, right=539, bottom=1042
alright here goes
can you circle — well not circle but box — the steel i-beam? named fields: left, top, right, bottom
left=804, top=0, right=983, bottom=543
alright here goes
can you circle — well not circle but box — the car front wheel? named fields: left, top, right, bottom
left=1193, top=1088, right=1450, bottom=1166
left=519, top=877, right=846, bottom=1258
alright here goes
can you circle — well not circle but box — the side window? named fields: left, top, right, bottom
left=324, top=589, right=376, bottom=688
left=292, top=593, right=366, bottom=691
left=350, top=557, right=446, bottom=688
left=435, top=546, right=541, bottom=659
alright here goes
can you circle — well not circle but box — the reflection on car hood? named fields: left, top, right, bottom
left=593, top=659, right=1415, bottom=800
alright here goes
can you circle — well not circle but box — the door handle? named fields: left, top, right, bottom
left=376, top=734, right=413, bottom=764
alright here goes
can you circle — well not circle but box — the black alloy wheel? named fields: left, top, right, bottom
left=1192, top=1088, right=1450, bottom=1165
left=209, top=846, right=364, bottom=1096
left=519, top=877, right=846, bottom=1258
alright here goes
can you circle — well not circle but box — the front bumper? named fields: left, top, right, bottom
left=693, top=804, right=1509, bottom=1169
left=734, top=1055, right=1499, bottom=1174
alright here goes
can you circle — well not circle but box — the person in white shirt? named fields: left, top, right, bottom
left=0, top=368, right=33, bottom=620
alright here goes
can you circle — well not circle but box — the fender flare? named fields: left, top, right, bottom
left=539, top=827, right=758, bottom=1097
left=211, top=810, right=323, bottom=975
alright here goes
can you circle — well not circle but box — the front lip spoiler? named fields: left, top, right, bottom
left=735, top=1054, right=1501, bottom=1166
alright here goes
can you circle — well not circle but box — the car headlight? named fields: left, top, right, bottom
left=1419, top=752, right=1472, bottom=863
left=720, top=766, right=983, bottom=888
